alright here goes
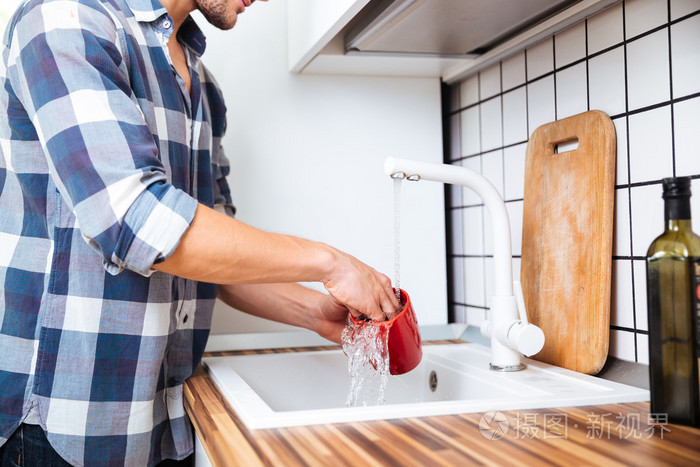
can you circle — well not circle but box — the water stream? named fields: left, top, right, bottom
left=342, top=320, right=390, bottom=406
left=393, top=177, right=402, bottom=303
left=341, top=177, right=404, bottom=406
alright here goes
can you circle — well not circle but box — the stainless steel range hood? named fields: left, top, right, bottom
left=345, top=0, right=582, bottom=57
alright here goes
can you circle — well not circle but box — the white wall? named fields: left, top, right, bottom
left=194, top=2, right=447, bottom=333
left=0, top=0, right=25, bottom=36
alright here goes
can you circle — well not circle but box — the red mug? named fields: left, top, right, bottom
left=349, top=289, right=422, bottom=375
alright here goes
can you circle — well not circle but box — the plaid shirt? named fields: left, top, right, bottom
left=0, top=0, right=235, bottom=464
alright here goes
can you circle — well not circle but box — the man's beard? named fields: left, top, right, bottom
left=196, top=0, right=238, bottom=30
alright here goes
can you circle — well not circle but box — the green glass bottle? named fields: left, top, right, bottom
left=646, top=177, right=700, bottom=427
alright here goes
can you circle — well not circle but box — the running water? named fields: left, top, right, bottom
left=342, top=318, right=390, bottom=406
left=341, top=177, right=404, bottom=406
left=393, top=177, right=402, bottom=303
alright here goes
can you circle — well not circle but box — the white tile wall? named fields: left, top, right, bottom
left=628, top=106, right=673, bottom=183
left=633, top=260, right=648, bottom=331
left=554, top=22, right=586, bottom=68
left=483, top=205, right=494, bottom=257
left=502, top=88, right=528, bottom=145
left=503, top=143, right=527, bottom=201
left=482, top=149, right=504, bottom=197
left=610, top=329, right=637, bottom=361
left=485, top=259, right=496, bottom=308
left=630, top=183, right=665, bottom=256
left=556, top=62, right=588, bottom=118
left=462, top=207, right=484, bottom=256
left=671, top=0, right=700, bottom=19
left=555, top=22, right=586, bottom=67
left=459, top=75, right=479, bottom=108
left=446, top=0, right=700, bottom=364
left=674, top=97, right=700, bottom=176
left=625, top=0, right=667, bottom=38
left=480, top=98, right=503, bottom=152
left=451, top=203, right=463, bottom=255
left=505, top=200, right=524, bottom=257
left=448, top=113, right=461, bottom=160
left=501, top=52, right=526, bottom=91
left=587, top=2, right=624, bottom=54
left=460, top=106, right=480, bottom=156
left=611, top=260, right=635, bottom=328
left=461, top=156, right=482, bottom=206
left=613, top=117, right=629, bottom=185
left=589, top=46, right=626, bottom=116
left=452, top=258, right=465, bottom=304
left=614, top=188, right=631, bottom=256
left=636, top=334, right=649, bottom=364
left=480, top=64, right=501, bottom=99
left=527, top=76, right=556, bottom=134
left=671, top=14, right=700, bottom=97
left=526, top=38, right=554, bottom=80
left=626, top=30, right=670, bottom=110
left=464, top=257, right=485, bottom=307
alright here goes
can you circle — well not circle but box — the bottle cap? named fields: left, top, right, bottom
left=662, top=177, right=692, bottom=199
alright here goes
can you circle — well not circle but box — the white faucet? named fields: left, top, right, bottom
left=384, top=157, right=544, bottom=371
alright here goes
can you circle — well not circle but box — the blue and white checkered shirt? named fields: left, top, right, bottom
left=0, top=0, right=235, bottom=464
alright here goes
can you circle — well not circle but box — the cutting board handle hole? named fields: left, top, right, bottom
left=553, top=138, right=579, bottom=154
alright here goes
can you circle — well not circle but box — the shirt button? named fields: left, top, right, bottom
left=163, top=20, right=172, bottom=29
left=183, top=314, right=189, bottom=323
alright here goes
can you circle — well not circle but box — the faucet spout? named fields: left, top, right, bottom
left=384, top=157, right=544, bottom=371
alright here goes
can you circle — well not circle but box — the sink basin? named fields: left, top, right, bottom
left=202, top=343, right=648, bottom=429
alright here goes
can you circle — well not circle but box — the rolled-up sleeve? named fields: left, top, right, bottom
left=9, top=0, right=197, bottom=276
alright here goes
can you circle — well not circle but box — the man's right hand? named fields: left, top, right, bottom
left=321, top=248, right=399, bottom=322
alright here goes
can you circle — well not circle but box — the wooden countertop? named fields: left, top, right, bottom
left=184, top=342, right=700, bottom=466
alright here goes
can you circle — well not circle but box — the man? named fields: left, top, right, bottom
left=0, top=0, right=398, bottom=465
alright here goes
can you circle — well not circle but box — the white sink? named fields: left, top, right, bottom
left=202, top=343, right=648, bottom=429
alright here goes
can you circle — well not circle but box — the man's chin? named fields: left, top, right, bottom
left=196, top=0, right=239, bottom=31
left=204, top=13, right=238, bottom=30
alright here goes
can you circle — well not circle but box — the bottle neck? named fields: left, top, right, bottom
left=664, top=197, right=692, bottom=231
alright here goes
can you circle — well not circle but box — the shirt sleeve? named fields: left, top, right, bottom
left=8, top=0, right=198, bottom=276
left=199, top=64, right=236, bottom=218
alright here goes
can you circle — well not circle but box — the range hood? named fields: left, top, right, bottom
left=345, top=0, right=582, bottom=57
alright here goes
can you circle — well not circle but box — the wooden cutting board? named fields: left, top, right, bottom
left=521, top=110, right=616, bottom=375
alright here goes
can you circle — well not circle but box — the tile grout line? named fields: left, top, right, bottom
left=621, top=0, right=639, bottom=363
left=552, top=36, right=558, bottom=122
left=667, top=0, right=676, bottom=179
left=585, top=18, right=591, bottom=112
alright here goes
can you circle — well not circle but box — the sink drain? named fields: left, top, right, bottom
left=429, top=370, right=438, bottom=392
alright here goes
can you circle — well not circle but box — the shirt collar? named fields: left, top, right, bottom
left=124, top=0, right=207, bottom=57
left=124, top=0, right=168, bottom=23
left=179, top=16, right=207, bottom=57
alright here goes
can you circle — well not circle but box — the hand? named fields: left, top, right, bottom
left=313, top=294, right=350, bottom=344
left=322, top=248, right=399, bottom=322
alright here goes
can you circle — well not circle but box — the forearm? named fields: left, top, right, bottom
left=217, top=283, right=323, bottom=331
left=154, top=203, right=334, bottom=285
left=155, top=203, right=398, bottom=322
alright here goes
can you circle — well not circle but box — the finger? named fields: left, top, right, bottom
left=387, top=285, right=400, bottom=309
left=361, top=295, right=388, bottom=322
left=377, top=273, right=399, bottom=305
left=380, top=295, right=397, bottom=321
left=347, top=306, right=364, bottom=319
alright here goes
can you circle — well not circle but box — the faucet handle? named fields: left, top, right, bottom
left=511, top=281, right=544, bottom=356
left=506, top=321, right=545, bottom=357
